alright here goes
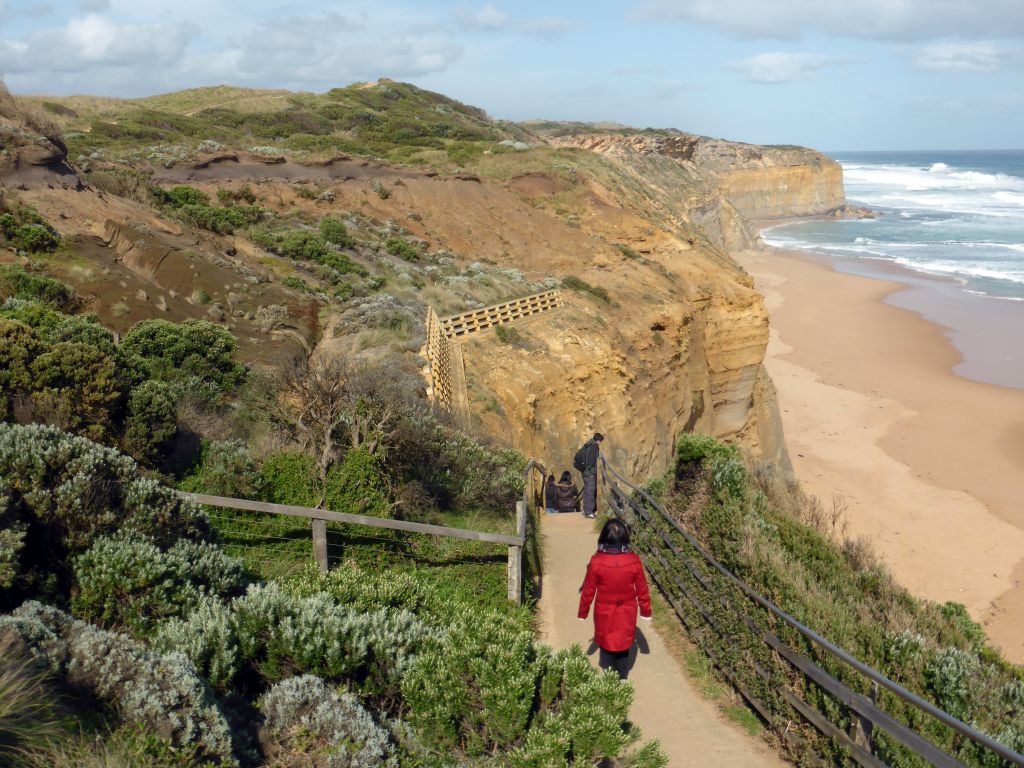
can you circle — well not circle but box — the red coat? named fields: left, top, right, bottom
left=577, top=549, right=652, bottom=652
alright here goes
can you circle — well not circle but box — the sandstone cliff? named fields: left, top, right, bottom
left=1, top=83, right=846, bottom=482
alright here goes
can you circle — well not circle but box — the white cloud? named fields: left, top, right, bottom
left=637, top=0, right=1024, bottom=40
left=0, top=13, right=197, bottom=75
left=520, top=17, right=573, bottom=39
left=213, top=13, right=463, bottom=88
left=914, top=41, right=1005, bottom=73
left=729, top=52, right=844, bottom=83
left=457, top=3, right=509, bottom=31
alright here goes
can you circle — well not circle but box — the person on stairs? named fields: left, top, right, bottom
left=577, top=518, right=652, bottom=680
left=573, top=432, right=603, bottom=518
left=554, top=470, right=580, bottom=513
left=544, top=474, right=558, bottom=514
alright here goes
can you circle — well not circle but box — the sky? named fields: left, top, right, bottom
left=1, top=0, right=1022, bottom=151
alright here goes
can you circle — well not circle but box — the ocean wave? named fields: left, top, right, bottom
left=929, top=162, right=949, bottom=172
left=993, top=191, right=1024, bottom=206
left=890, top=258, right=1024, bottom=285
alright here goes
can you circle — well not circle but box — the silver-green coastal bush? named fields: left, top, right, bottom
left=257, top=675, right=397, bottom=768
left=0, top=423, right=211, bottom=554
left=156, top=582, right=428, bottom=695
left=72, top=533, right=246, bottom=634
left=0, top=601, right=236, bottom=765
left=401, top=610, right=665, bottom=765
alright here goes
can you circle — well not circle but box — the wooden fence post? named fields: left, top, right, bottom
left=508, top=500, right=526, bottom=604
left=851, top=682, right=877, bottom=754
left=312, top=518, right=328, bottom=573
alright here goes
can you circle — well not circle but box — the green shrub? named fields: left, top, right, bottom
left=0, top=423, right=211, bottom=601
left=123, top=380, right=178, bottom=463
left=72, top=533, right=245, bottom=635
left=384, top=236, right=420, bottom=262
left=0, top=320, right=45, bottom=420
left=675, top=432, right=738, bottom=466
left=319, top=251, right=364, bottom=275
left=164, top=186, right=209, bottom=207
left=0, top=300, right=109, bottom=350
left=10, top=225, right=58, bottom=254
left=279, top=230, right=329, bottom=262
left=0, top=266, right=76, bottom=311
left=29, top=342, right=120, bottom=439
left=323, top=446, right=391, bottom=517
left=494, top=323, right=520, bottom=344
left=184, top=441, right=265, bottom=500
left=0, top=602, right=236, bottom=764
left=257, top=675, right=397, bottom=767
left=614, top=242, right=641, bottom=260
left=119, top=319, right=245, bottom=394
left=562, top=275, right=610, bottom=303
left=260, top=450, right=318, bottom=506
left=319, top=218, right=353, bottom=247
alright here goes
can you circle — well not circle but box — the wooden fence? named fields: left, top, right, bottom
left=439, top=290, right=562, bottom=338
left=598, top=458, right=1024, bottom=768
left=180, top=457, right=548, bottom=605
left=424, top=305, right=456, bottom=414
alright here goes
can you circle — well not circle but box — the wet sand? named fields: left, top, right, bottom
left=735, top=246, right=1024, bottom=663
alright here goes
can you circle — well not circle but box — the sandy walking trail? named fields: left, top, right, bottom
left=536, top=512, right=787, bottom=767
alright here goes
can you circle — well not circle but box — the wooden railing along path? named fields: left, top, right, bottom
left=180, top=459, right=548, bottom=605
left=598, top=457, right=1024, bottom=768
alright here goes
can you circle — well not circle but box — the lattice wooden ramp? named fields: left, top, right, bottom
left=424, top=306, right=455, bottom=413
left=440, top=290, right=562, bottom=338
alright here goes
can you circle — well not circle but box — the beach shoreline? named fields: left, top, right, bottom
left=736, top=244, right=1024, bottom=663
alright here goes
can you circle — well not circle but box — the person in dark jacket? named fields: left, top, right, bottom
left=577, top=433, right=603, bottom=518
left=577, top=518, right=652, bottom=679
left=554, top=470, right=580, bottom=513
left=544, top=474, right=558, bottom=514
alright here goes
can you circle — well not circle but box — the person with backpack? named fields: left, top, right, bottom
left=554, top=470, right=580, bottom=513
left=577, top=518, right=652, bottom=679
left=573, top=432, right=603, bottom=518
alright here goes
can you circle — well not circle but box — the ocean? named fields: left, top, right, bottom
left=763, top=150, right=1024, bottom=302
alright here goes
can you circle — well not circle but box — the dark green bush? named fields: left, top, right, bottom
left=123, top=380, right=178, bottom=463
left=323, top=446, right=391, bottom=517
left=0, top=266, right=76, bottom=311
left=494, top=324, right=520, bottom=344
left=165, top=186, right=210, bottom=207
left=0, top=203, right=59, bottom=254
left=259, top=450, right=318, bottom=506
left=0, top=320, right=45, bottom=419
left=385, top=236, right=420, bottom=262
left=562, top=275, right=610, bottom=304
left=29, top=341, right=120, bottom=439
left=279, top=230, right=329, bottom=262
left=319, top=218, right=352, bottom=247
left=118, top=319, right=245, bottom=394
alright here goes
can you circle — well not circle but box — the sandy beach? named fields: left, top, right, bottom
left=736, top=246, right=1024, bottom=664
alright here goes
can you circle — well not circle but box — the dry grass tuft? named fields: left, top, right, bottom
left=0, top=632, right=62, bottom=767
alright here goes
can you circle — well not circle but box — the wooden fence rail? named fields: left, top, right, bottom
left=598, top=458, right=1024, bottom=768
left=180, top=489, right=530, bottom=603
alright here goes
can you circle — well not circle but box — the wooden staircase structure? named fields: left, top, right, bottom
left=422, top=289, right=563, bottom=421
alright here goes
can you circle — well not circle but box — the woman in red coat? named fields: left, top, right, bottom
left=577, top=518, right=652, bottom=679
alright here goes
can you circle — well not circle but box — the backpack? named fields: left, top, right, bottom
left=573, top=443, right=588, bottom=472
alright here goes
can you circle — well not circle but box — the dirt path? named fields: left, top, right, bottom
left=537, top=512, right=787, bottom=767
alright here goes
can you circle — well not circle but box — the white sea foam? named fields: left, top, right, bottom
left=993, top=191, right=1024, bottom=206
left=929, top=162, right=949, bottom=172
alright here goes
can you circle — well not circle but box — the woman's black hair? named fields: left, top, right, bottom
left=559, top=470, right=572, bottom=483
left=598, top=518, right=630, bottom=548
left=547, top=474, right=556, bottom=483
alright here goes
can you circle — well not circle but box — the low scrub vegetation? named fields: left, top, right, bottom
left=562, top=274, right=611, bottom=304
left=636, top=433, right=1024, bottom=766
